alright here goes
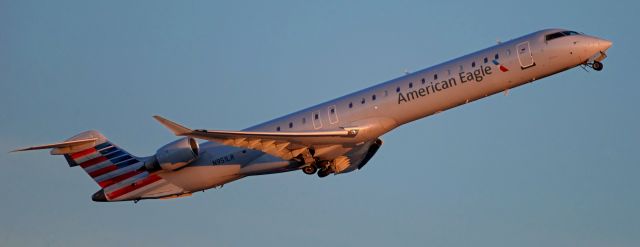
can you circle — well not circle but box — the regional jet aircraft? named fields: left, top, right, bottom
left=13, top=29, right=612, bottom=202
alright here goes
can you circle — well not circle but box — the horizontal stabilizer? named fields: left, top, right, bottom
left=11, top=138, right=98, bottom=154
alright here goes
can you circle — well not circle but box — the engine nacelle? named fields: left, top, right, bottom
left=146, top=137, right=199, bottom=171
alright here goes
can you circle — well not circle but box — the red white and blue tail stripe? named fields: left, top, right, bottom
left=13, top=130, right=190, bottom=202
left=60, top=131, right=166, bottom=201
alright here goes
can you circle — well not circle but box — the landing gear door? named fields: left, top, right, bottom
left=516, top=41, right=535, bottom=69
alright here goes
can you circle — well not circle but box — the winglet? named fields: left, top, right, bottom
left=153, top=115, right=192, bottom=136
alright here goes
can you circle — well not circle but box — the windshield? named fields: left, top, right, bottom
left=545, top=30, right=581, bottom=41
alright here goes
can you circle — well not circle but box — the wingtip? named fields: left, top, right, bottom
left=10, top=147, right=34, bottom=153
left=152, top=115, right=192, bottom=136
left=10, top=145, right=39, bottom=153
left=152, top=115, right=168, bottom=123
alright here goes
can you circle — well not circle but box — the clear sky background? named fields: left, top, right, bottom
left=1, top=1, right=638, bottom=246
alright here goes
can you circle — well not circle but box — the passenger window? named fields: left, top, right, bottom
left=276, top=126, right=281, bottom=131
left=289, top=122, right=293, bottom=128
left=421, top=78, right=426, bottom=84
left=495, top=53, right=499, bottom=60
left=361, top=98, right=365, bottom=104
left=349, top=102, right=353, bottom=108
left=484, top=57, right=488, bottom=63
left=471, top=62, right=476, bottom=68
left=409, top=83, right=413, bottom=88
left=434, top=74, right=438, bottom=80
left=372, top=94, right=376, bottom=101
left=396, top=87, right=400, bottom=92
left=315, top=114, right=319, bottom=120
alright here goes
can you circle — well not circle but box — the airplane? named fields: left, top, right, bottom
left=12, top=28, right=612, bottom=202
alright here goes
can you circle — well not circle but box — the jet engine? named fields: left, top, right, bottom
left=145, top=137, right=199, bottom=171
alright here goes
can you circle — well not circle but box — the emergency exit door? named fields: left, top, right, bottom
left=516, top=41, right=535, bottom=69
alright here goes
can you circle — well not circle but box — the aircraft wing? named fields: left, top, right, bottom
left=153, top=116, right=360, bottom=161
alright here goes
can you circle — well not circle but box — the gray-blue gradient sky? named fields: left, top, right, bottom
left=1, top=1, right=638, bottom=246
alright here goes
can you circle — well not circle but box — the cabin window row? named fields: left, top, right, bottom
left=276, top=117, right=307, bottom=131
left=275, top=51, right=510, bottom=131
left=276, top=92, right=383, bottom=131
left=401, top=52, right=505, bottom=91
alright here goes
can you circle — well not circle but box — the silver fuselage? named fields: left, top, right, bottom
left=159, top=29, right=611, bottom=193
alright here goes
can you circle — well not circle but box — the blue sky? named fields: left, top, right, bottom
left=1, top=1, right=638, bottom=246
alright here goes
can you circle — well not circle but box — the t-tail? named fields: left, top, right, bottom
left=12, top=130, right=192, bottom=202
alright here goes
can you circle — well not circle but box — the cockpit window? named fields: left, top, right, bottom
left=545, top=30, right=581, bottom=41
left=563, top=31, right=580, bottom=36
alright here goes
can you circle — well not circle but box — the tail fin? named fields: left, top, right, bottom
left=13, top=130, right=167, bottom=202
left=59, top=131, right=150, bottom=189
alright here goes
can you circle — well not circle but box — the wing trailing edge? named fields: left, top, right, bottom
left=152, top=115, right=361, bottom=161
left=152, top=115, right=359, bottom=140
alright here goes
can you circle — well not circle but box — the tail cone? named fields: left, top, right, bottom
left=92, top=189, right=107, bottom=202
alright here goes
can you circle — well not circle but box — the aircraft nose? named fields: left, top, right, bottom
left=596, top=38, right=612, bottom=51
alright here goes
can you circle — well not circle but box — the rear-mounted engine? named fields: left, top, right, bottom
left=145, top=137, right=199, bottom=171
